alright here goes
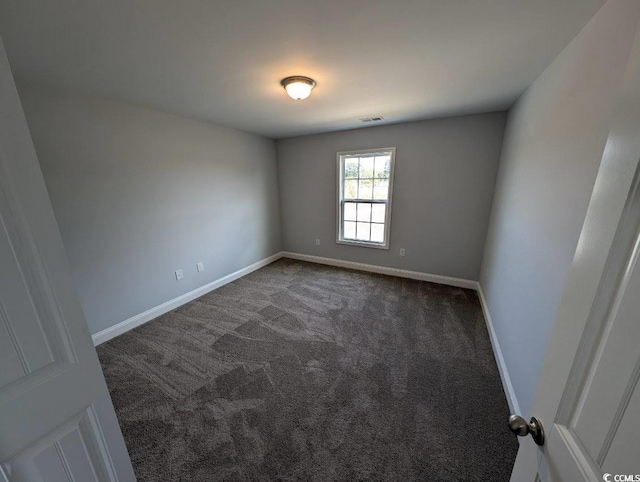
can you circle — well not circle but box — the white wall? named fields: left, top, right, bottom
left=18, top=84, right=282, bottom=336
left=277, top=112, right=507, bottom=281
left=480, top=0, right=640, bottom=416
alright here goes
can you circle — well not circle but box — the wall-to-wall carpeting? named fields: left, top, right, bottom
left=97, top=259, right=517, bottom=481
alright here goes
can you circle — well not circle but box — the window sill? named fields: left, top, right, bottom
left=336, top=239, right=389, bottom=250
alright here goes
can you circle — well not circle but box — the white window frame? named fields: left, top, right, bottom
left=336, top=147, right=396, bottom=249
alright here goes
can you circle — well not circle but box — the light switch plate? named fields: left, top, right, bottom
left=175, top=269, right=184, bottom=280
left=196, top=262, right=204, bottom=272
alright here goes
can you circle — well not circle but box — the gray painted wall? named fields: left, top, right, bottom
left=480, top=0, right=640, bottom=417
left=18, top=84, right=282, bottom=336
left=277, top=113, right=507, bottom=281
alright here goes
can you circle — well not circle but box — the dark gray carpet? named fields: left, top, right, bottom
left=97, top=259, right=518, bottom=481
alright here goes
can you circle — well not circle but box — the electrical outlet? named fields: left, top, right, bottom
left=399, top=248, right=406, bottom=257
left=316, top=238, right=320, bottom=246
left=175, top=269, right=184, bottom=280
left=196, top=262, right=204, bottom=272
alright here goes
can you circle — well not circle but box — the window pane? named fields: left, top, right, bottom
left=344, top=202, right=357, bottom=221
left=344, top=179, right=357, bottom=199
left=344, top=158, right=359, bottom=179
left=359, top=157, right=374, bottom=178
left=357, top=203, right=371, bottom=222
left=374, top=155, right=391, bottom=179
left=358, top=179, right=373, bottom=199
left=356, top=222, right=370, bottom=241
left=344, top=221, right=356, bottom=239
left=371, top=223, right=385, bottom=243
left=371, top=203, right=386, bottom=223
left=373, top=179, right=389, bottom=200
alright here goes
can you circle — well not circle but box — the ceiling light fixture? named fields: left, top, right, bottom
left=280, top=76, right=316, bottom=100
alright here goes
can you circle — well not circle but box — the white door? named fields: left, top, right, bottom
left=0, top=38, right=136, bottom=481
left=510, top=16, right=640, bottom=482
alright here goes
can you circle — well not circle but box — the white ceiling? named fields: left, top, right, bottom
left=0, top=0, right=604, bottom=139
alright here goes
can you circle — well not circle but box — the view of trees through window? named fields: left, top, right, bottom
left=340, top=152, right=392, bottom=244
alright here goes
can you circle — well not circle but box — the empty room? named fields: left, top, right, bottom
left=1, top=0, right=640, bottom=481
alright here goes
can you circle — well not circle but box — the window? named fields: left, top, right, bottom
left=337, top=148, right=395, bottom=249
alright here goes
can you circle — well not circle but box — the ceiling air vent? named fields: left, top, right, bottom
left=360, top=116, right=384, bottom=123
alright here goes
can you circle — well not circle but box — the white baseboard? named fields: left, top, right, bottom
left=477, top=284, right=521, bottom=416
left=281, top=252, right=478, bottom=290
left=92, top=252, right=284, bottom=345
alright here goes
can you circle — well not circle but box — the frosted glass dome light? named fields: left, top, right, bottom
left=281, top=76, right=316, bottom=100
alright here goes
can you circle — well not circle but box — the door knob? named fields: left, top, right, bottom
left=508, top=415, right=545, bottom=446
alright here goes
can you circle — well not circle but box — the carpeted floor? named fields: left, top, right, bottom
left=97, top=259, right=518, bottom=481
